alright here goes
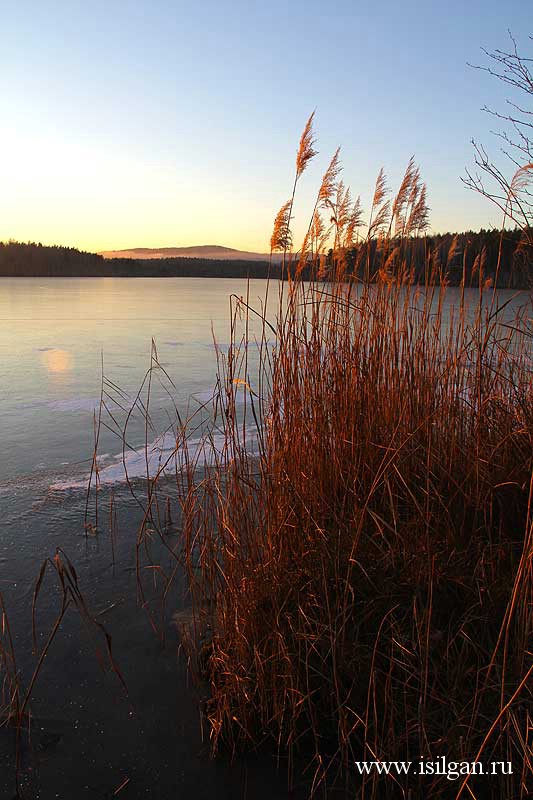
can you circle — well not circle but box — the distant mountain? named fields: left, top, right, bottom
left=100, top=245, right=273, bottom=262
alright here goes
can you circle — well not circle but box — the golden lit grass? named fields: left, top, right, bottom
left=175, top=117, right=533, bottom=797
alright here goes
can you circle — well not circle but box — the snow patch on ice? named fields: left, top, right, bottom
left=50, top=429, right=258, bottom=491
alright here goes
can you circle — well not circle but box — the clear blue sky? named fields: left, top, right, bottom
left=0, top=0, right=529, bottom=252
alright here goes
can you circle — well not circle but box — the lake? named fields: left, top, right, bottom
left=0, top=277, right=530, bottom=798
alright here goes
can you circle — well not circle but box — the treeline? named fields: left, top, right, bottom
left=322, top=228, right=532, bottom=288
left=0, top=241, right=274, bottom=278
left=0, top=230, right=531, bottom=286
left=109, top=256, right=279, bottom=278
left=0, top=241, right=106, bottom=276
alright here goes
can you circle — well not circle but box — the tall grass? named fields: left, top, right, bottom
left=175, top=118, right=533, bottom=797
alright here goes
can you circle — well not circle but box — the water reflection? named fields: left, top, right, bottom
left=40, top=348, right=73, bottom=373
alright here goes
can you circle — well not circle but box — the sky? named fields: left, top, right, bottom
left=0, top=0, right=530, bottom=253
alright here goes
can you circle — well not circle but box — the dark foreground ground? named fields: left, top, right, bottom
left=0, top=485, right=311, bottom=800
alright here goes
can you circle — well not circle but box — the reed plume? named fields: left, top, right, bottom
left=343, top=194, right=364, bottom=248
left=405, top=181, right=430, bottom=235
left=446, top=233, right=459, bottom=266
left=368, top=167, right=391, bottom=238
left=318, top=147, right=342, bottom=207
left=391, top=155, right=417, bottom=234
left=270, top=199, right=293, bottom=253
left=295, top=111, right=318, bottom=179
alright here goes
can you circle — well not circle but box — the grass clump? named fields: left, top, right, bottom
left=178, top=117, right=533, bottom=798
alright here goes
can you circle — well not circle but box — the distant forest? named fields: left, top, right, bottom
left=0, top=230, right=531, bottom=287
left=0, top=241, right=272, bottom=279
left=329, top=228, right=532, bottom=288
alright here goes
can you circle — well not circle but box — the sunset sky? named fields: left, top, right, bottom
left=0, top=0, right=528, bottom=253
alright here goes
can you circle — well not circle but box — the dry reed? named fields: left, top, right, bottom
left=173, top=118, right=533, bottom=798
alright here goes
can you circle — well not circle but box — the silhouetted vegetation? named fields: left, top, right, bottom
left=0, top=241, right=105, bottom=276
left=0, top=241, right=271, bottom=278
left=0, top=233, right=531, bottom=285
left=321, top=228, right=532, bottom=288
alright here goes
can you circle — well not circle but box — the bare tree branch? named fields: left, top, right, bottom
left=463, top=31, right=533, bottom=235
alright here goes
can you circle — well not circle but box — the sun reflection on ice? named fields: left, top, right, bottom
left=40, top=349, right=73, bottom=374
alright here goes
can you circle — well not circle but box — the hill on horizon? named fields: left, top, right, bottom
left=100, top=244, right=273, bottom=261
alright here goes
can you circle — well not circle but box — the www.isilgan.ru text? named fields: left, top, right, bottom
left=354, top=757, right=512, bottom=781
